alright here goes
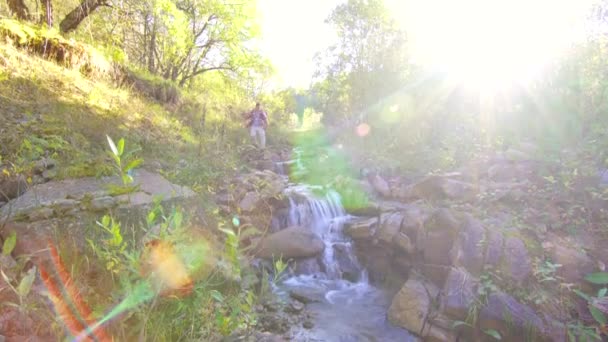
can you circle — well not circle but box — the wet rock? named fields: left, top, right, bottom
left=286, top=300, right=304, bottom=314
left=302, top=320, right=314, bottom=329
left=479, top=291, right=546, bottom=340
left=450, top=218, right=485, bottom=275
left=90, top=196, right=116, bottom=211
left=333, top=243, right=360, bottom=282
left=388, top=277, right=449, bottom=340
left=257, top=311, right=290, bottom=334
left=441, top=267, right=477, bottom=320
left=293, top=257, right=322, bottom=275
left=344, top=217, right=378, bottom=240
left=255, top=226, right=324, bottom=260
left=503, top=237, right=532, bottom=284
left=223, top=331, right=286, bottom=342
left=239, top=191, right=261, bottom=212
left=289, top=289, right=321, bottom=304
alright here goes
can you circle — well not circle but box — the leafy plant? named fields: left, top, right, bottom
left=106, top=135, right=142, bottom=188
left=570, top=272, right=608, bottom=341
left=2, top=231, right=16, bottom=255
left=452, top=321, right=503, bottom=340
left=272, top=257, right=289, bottom=284
left=533, top=259, right=562, bottom=283
left=1, top=266, right=36, bottom=313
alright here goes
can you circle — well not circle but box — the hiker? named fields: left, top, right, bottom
left=244, top=102, right=268, bottom=148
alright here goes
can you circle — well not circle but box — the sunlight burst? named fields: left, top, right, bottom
left=387, top=0, right=593, bottom=90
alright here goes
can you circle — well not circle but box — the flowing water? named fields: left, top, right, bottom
left=271, top=156, right=416, bottom=341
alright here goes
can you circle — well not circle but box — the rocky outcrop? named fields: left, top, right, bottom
left=254, top=226, right=324, bottom=260
left=0, top=169, right=197, bottom=264
left=388, top=277, right=456, bottom=341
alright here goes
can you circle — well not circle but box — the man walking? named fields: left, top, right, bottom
left=244, top=102, right=268, bottom=149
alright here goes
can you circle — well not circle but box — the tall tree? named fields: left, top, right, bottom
left=60, top=0, right=110, bottom=33
left=313, top=0, right=409, bottom=124
left=6, top=0, right=29, bottom=19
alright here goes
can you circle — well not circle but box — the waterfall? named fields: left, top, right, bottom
left=281, top=185, right=366, bottom=283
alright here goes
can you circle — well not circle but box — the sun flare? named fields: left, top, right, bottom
left=387, top=0, right=594, bottom=90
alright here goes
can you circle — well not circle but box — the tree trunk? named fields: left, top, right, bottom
left=40, top=0, right=53, bottom=28
left=59, top=0, right=103, bottom=33
left=6, top=0, right=29, bottom=19
left=148, top=15, right=157, bottom=73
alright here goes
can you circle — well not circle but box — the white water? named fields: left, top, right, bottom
left=274, top=180, right=415, bottom=341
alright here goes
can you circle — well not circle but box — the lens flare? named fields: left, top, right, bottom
left=356, top=123, right=371, bottom=137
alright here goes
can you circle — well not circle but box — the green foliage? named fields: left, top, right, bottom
left=106, top=135, right=142, bottom=186
left=533, top=259, right=562, bottom=283
left=585, top=272, right=608, bottom=285
left=2, top=231, right=16, bottom=256
left=1, top=266, right=37, bottom=312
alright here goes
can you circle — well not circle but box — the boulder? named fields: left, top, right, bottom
left=388, top=277, right=452, bottom=341
left=418, top=209, right=462, bottom=265
left=505, top=148, right=532, bottom=161
left=377, top=212, right=403, bottom=244
left=421, top=264, right=452, bottom=287
left=503, top=237, right=532, bottom=284
left=441, top=267, right=477, bottom=320
left=344, top=217, right=378, bottom=240
left=450, top=218, right=486, bottom=275
left=255, top=226, right=324, bottom=260
left=484, top=230, right=504, bottom=267
left=0, top=170, right=198, bottom=263
left=0, top=175, right=27, bottom=202
left=368, top=173, right=391, bottom=197
left=488, top=163, right=520, bottom=182
left=333, top=243, right=361, bottom=282
left=401, top=175, right=478, bottom=201
left=545, top=235, right=595, bottom=286
left=394, top=232, right=415, bottom=254
left=400, top=202, right=432, bottom=239
left=479, top=291, right=546, bottom=340
left=239, top=191, right=261, bottom=212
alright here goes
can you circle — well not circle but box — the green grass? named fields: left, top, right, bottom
left=0, top=23, right=261, bottom=191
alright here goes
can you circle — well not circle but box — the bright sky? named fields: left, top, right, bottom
left=256, top=0, right=596, bottom=89
left=255, top=0, right=341, bottom=89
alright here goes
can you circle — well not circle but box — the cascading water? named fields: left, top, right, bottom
left=271, top=165, right=415, bottom=341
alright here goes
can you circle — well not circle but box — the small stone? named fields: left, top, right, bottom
left=33, top=158, right=57, bottom=174
left=90, top=196, right=116, bottom=211
left=0, top=202, right=5, bottom=208
left=286, top=300, right=304, bottom=314
left=42, top=168, right=57, bottom=181
left=303, top=320, right=314, bottom=329
left=28, top=207, right=54, bottom=221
